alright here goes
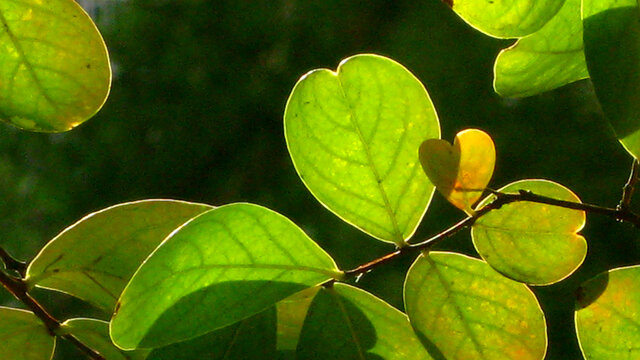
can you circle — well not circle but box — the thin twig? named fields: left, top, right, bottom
left=619, top=160, right=640, bottom=211
left=0, top=246, right=27, bottom=277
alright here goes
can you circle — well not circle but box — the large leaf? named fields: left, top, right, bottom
left=284, top=54, right=439, bottom=245
left=583, top=0, right=640, bottom=159
left=110, top=203, right=342, bottom=350
left=494, top=0, right=588, bottom=97
left=0, top=0, right=111, bottom=132
left=0, top=307, right=55, bottom=360
left=26, top=200, right=212, bottom=312
left=575, top=265, right=640, bottom=360
left=472, top=180, right=586, bottom=285
left=296, top=283, right=432, bottom=360
left=404, top=252, right=547, bottom=360
left=447, top=0, right=565, bottom=38
left=61, top=319, right=149, bottom=360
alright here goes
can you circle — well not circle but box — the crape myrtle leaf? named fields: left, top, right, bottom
left=419, top=128, right=495, bottom=214
left=276, top=286, right=320, bottom=354
left=296, top=283, right=432, bottom=360
left=575, top=265, right=640, bottom=360
left=0, top=307, right=55, bottom=360
left=447, top=0, right=565, bottom=38
left=472, top=179, right=586, bottom=285
left=583, top=0, right=640, bottom=159
left=404, top=252, right=547, bottom=360
left=26, top=200, right=213, bottom=312
left=284, top=54, right=439, bottom=246
left=110, top=203, right=342, bottom=350
left=61, top=319, right=149, bottom=360
left=146, top=307, right=277, bottom=360
left=494, top=0, right=588, bottom=97
left=0, top=0, right=111, bottom=132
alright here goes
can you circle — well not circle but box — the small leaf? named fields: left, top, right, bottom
left=575, top=265, right=640, bottom=360
left=0, top=307, right=55, bottom=360
left=448, top=0, right=565, bottom=38
left=284, top=54, right=440, bottom=245
left=471, top=179, right=586, bottom=285
left=419, top=128, right=495, bottom=214
left=296, top=283, right=433, bottom=360
left=583, top=0, right=640, bottom=159
left=61, top=319, right=149, bottom=360
left=26, top=200, right=213, bottom=312
left=404, top=252, right=547, bottom=360
left=494, top=0, right=588, bottom=97
left=110, top=203, right=342, bottom=350
left=0, top=0, right=111, bottom=132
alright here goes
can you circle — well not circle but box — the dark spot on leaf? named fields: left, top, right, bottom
left=52, top=269, right=59, bottom=273
left=303, top=101, right=311, bottom=105
left=441, top=0, right=453, bottom=7
left=86, top=64, right=91, bottom=69
left=114, top=302, right=121, bottom=315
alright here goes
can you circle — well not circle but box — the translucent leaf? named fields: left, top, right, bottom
left=0, top=0, right=111, bottom=132
left=583, top=0, right=640, bottom=159
left=284, top=54, right=440, bottom=245
left=471, top=180, right=586, bottom=285
left=26, top=200, right=212, bottom=312
left=61, top=319, right=149, bottom=360
left=296, top=283, right=433, bottom=360
left=276, top=286, right=320, bottom=354
left=110, top=203, right=342, bottom=350
left=494, top=0, right=588, bottom=97
left=419, top=128, right=495, bottom=214
left=404, top=252, right=547, bottom=360
left=0, top=307, right=55, bottom=360
left=575, top=265, right=640, bottom=360
left=447, top=0, right=565, bottom=38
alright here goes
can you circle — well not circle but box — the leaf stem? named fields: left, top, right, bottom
left=619, top=159, right=639, bottom=211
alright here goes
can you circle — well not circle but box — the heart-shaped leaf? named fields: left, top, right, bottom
left=0, top=307, right=56, bottom=360
left=419, top=128, right=495, bottom=213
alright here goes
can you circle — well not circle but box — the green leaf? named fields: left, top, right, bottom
left=583, top=0, right=640, bottom=159
left=110, top=203, right=342, bottom=350
left=296, top=283, right=433, bottom=360
left=494, top=0, right=588, bottom=97
left=61, top=319, right=149, bottom=360
left=575, top=265, right=640, bottom=360
left=0, top=0, right=111, bottom=132
left=276, top=286, right=320, bottom=354
left=284, top=54, right=439, bottom=245
left=404, top=252, right=547, bottom=360
left=26, top=200, right=212, bottom=312
left=448, top=0, right=565, bottom=38
left=0, top=307, right=55, bottom=360
left=471, top=179, right=586, bottom=285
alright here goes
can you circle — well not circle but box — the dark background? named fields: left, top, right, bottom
left=1, top=0, right=639, bottom=358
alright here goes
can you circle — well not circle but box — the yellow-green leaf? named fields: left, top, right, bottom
left=61, top=319, right=149, bottom=360
left=0, top=307, right=55, bottom=360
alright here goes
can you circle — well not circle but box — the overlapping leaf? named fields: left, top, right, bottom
left=0, top=0, right=111, bottom=132
left=404, top=252, right=547, bottom=360
left=0, top=307, right=55, bottom=360
left=575, top=265, right=640, bottom=360
left=61, top=319, right=149, bottom=360
left=472, top=180, right=586, bottom=285
left=276, top=286, right=320, bottom=356
left=285, top=54, right=440, bottom=245
left=26, top=200, right=212, bottom=311
left=110, top=203, right=342, bottom=350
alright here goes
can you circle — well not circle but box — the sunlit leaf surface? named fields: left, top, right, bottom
left=419, top=128, right=495, bottom=214
left=575, top=265, right=640, bottom=360
left=26, top=200, right=212, bottom=312
left=0, top=0, right=111, bottom=132
left=285, top=54, right=439, bottom=245
left=0, top=307, right=55, bottom=360
left=61, top=319, right=149, bottom=360
left=110, top=203, right=342, bottom=350
left=404, top=252, right=547, bottom=360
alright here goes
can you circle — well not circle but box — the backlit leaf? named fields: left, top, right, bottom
left=110, top=203, right=342, bottom=350
left=285, top=54, right=439, bottom=245
left=0, top=307, right=55, bottom=360
left=0, top=0, right=111, bottom=132
left=404, top=252, right=547, bottom=360
left=276, top=286, right=320, bottom=354
left=471, top=180, right=586, bottom=285
left=61, top=318, right=149, bottom=360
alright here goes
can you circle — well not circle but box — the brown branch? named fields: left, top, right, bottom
left=619, top=160, right=640, bottom=211
left=0, top=246, right=27, bottom=277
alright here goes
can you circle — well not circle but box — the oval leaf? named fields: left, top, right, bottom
left=575, top=265, right=640, bottom=360
left=471, top=179, right=586, bottom=285
left=0, top=0, right=111, bottom=132
left=0, top=307, right=55, bottom=360
left=26, top=200, right=213, bottom=312
left=419, top=128, right=495, bottom=214
left=284, top=54, right=440, bottom=245
left=404, top=252, right=547, bottom=360
left=110, top=203, right=342, bottom=350
left=61, top=319, right=149, bottom=360
left=296, top=283, right=433, bottom=360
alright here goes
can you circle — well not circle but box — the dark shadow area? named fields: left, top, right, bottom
left=575, top=270, right=610, bottom=310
